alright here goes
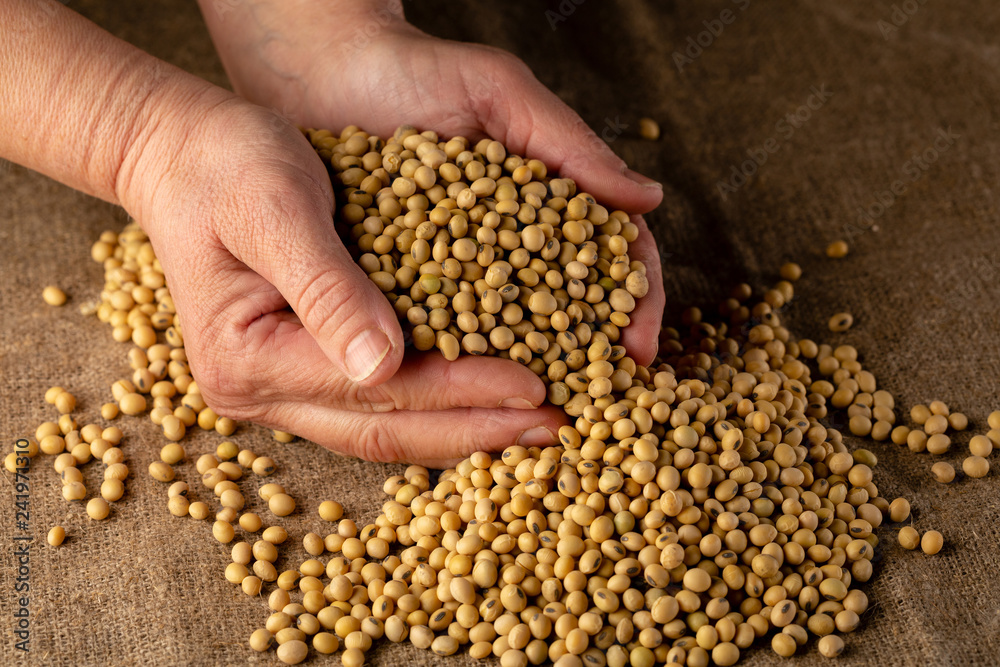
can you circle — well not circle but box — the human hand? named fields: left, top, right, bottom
left=0, top=0, right=565, bottom=466
left=198, top=0, right=666, bottom=365
left=117, top=89, right=565, bottom=468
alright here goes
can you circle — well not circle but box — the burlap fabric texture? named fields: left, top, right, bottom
left=2, top=1, right=999, bottom=665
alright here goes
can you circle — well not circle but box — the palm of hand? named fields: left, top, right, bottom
left=255, top=27, right=666, bottom=364
left=302, top=29, right=548, bottom=145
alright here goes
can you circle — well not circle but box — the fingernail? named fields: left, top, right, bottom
left=345, top=328, right=392, bottom=382
left=624, top=168, right=663, bottom=189
left=499, top=397, right=536, bottom=409
left=516, top=427, right=557, bottom=447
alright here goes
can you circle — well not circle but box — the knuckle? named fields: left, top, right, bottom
left=187, top=326, right=273, bottom=424
left=188, top=348, right=239, bottom=411
left=462, top=48, right=532, bottom=115
left=446, top=408, right=519, bottom=459
left=355, top=419, right=405, bottom=463
left=216, top=161, right=331, bottom=272
left=220, top=401, right=275, bottom=426
left=196, top=369, right=269, bottom=424
left=293, top=269, right=360, bottom=341
left=396, top=363, right=450, bottom=411
left=481, top=45, right=531, bottom=78
left=349, top=382, right=398, bottom=413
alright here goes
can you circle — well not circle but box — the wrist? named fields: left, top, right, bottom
left=0, top=1, right=234, bottom=205
left=204, top=0, right=407, bottom=44
left=113, top=72, right=240, bottom=225
left=196, top=0, right=412, bottom=116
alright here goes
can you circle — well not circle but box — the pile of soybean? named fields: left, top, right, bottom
left=263, top=124, right=974, bottom=666
left=12, top=125, right=999, bottom=667
left=316, top=125, right=649, bottom=390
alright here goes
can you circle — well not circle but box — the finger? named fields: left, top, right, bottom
left=276, top=402, right=568, bottom=468
left=240, top=310, right=550, bottom=411
left=376, top=353, right=549, bottom=411
left=618, top=215, right=665, bottom=366
left=464, top=50, right=664, bottom=214
left=210, top=144, right=405, bottom=387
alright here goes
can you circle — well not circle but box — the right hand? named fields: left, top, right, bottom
left=117, top=87, right=565, bottom=468
left=199, top=3, right=666, bottom=365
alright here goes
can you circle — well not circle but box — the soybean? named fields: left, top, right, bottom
left=47, top=526, right=66, bottom=546
left=319, top=500, right=344, bottom=522
left=931, top=462, right=955, bottom=483
left=817, top=634, right=845, bottom=657
left=828, top=313, right=854, bottom=333
left=42, top=285, right=68, bottom=306
left=148, top=461, right=175, bottom=483
left=826, top=240, right=849, bottom=258
left=276, top=639, right=308, bottom=665
left=638, top=117, right=660, bottom=141
left=86, top=497, right=110, bottom=520
left=269, top=493, right=296, bottom=517
left=963, top=455, right=989, bottom=478
left=920, top=530, right=944, bottom=555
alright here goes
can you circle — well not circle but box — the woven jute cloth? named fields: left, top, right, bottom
left=2, top=1, right=999, bottom=665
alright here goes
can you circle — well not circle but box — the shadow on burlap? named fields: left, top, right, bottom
left=1, top=1, right=999, bottom=665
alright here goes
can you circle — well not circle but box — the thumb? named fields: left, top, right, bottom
left=218, top=173, right=405, bottom=387
left=288, top=239, right=406, bottom=386
left=471, top=57, right=663, bottom=214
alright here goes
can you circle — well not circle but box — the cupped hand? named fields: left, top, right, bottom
left=206, top=7, right=666, bottom=365
left=118, top=90, right=564, bottom=467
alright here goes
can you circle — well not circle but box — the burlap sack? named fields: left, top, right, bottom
left=2, top=1, right=998, bottom=664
